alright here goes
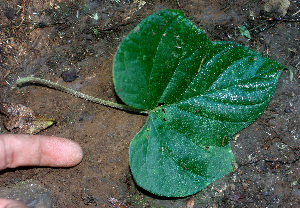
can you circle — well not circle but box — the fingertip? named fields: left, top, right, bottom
left=63, top=139, right=84, bottom=167
left=0, top=199, right=28, bottom=208
left=42, top=137, right=84, bottom=167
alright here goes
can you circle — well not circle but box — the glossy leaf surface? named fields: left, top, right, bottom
left=113, top=10, right=283, bottom=197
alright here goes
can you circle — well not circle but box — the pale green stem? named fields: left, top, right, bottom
left=16, top=77, right=149, bottom=114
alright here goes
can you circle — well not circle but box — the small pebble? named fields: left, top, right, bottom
left=37, top=22, right=47, bottom=28
left=230, top=193, right=244, bottom=201
left=5, top=8, right=17, bottom=20
left=284, top=106, right=293, bottom=113
left=61, top=69, right=78, bottom=82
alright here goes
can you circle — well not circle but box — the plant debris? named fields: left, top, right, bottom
left=0, top=102, right=55, bottom=134
left=108, top=197, right=129, bottom=208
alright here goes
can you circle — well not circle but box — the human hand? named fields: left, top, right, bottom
left=0, top=134, right=83, bottom=208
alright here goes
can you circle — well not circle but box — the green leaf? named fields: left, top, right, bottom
left=113, top=9, right=283, bottom=197
left=239, top=25, right=251, bottom=39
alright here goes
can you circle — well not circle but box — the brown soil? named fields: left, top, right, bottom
left=0, top=0, right=299, bottom=207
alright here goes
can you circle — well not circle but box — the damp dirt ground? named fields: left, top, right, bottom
left=0, top=0, right=299, bottom=207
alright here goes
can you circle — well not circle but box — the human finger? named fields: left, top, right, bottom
left=0, top=134, right=83, bottom=170
left=0, top=198, right=28, bottom=208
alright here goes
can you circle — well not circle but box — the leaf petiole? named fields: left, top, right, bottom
left=16, top=77, right=149, bottom=115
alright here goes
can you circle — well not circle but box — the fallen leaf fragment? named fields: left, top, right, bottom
left=108, top=197, right=129, bottom=208
left=0, top=102, right=55, bottom=134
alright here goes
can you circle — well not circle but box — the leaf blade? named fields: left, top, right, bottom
left=113, top=10, right=210, bottom=110
left=129, top=114, right=235, bottom=197
left=114, top=9, right=284, bottom=197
